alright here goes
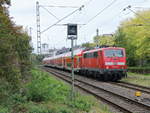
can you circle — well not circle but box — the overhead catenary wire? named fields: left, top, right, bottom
left=41, top=5, right=84, bottom=34
left=40, top=0, right=96, bottom=34
left=40, top=5, right=59, bottom=20
left=40, top=5, right=79, bottom=8
left=85, top=0, right=118, bottom=25
left=40, top=0, right=94, bottom=8
left=123, top=5, right=150, bottom=23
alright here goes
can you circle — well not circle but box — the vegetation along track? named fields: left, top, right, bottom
left=42, top=67, right=150, bottom=113
left=110, top=81, right=150, bottom=94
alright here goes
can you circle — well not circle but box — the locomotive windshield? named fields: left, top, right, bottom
left=104, top=49, right=124, bottom=57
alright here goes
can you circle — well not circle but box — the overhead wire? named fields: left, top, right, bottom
left=85, top=0, right=118, bottom=25
left=40, top=5, right=79, bottom=8
left=124, top=6, right=150, bottom=23
left=40, top=0, right=95, bottom=34
left=40, top=5, right=59, bottom=20
left=99, top=0, right=139, bottom=26
left=41, top=6, right=84, bottom=34
left=40, top=0, right=120, bottom=49
left=79, top=0, right=150, bottom=46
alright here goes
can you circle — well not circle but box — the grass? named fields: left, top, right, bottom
left=0, top=68, right=113, bottom=113
left=121, top=72, right=150, bottom=87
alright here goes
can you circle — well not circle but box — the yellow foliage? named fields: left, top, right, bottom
left=94, top=35, right=115, bottom=46
left=119, top=10, right=150, bottom=60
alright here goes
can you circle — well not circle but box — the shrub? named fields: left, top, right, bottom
left=0, top=106, right=9, bottom=113
left=11, top=93, right=27, bottom=104
left=25, top=69, right=97, bottom=112
left=27, top=104, right=51, bottom=113
left=73, top=94, right=95, bottom=111
left=56, top=107, right=73, bottom=113
left=26, top=69, right=70, bottom=102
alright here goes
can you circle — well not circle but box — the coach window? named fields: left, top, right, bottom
left=87, top=53, right=89, bottom=58
left=87, top=53, right=90, bottom=58
left=88, top=53, right=92, bottom=58
left=84, top=54, right=87, bottom=58
left=93, top=52, right=98, bottom=58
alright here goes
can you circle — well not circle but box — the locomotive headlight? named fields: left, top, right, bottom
left=105, top=62, right=113, bottom=65
left=106, top=66, right=109, bottom=69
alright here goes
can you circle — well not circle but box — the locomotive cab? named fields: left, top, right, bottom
left=102, top=47, right=127, bottom=81
left=104, top=48, right=126, bottom=69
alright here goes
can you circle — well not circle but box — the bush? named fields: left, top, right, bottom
left=0, top=68, right=98, bottom=112
left=73, top=94, right=95, bottom=111
left=55, top=107, right=73, bottom=113
left=0, top=106, right=9, bottom=113
left=26, top=69, right=70, bottom=102
left=27, top=104, right=52, bottom=113
left=11, top=93, right=27, bottom=105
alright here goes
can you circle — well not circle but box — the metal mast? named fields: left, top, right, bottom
left=36, top=1, right=41, bottom=54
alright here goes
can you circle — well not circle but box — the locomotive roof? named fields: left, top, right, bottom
left=83, top=47, right=124, bottom=54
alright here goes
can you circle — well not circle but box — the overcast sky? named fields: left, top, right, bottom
left=9, top=0, right=150, bottom=53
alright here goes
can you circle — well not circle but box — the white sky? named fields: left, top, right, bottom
left=9, top=0, right=150, bottom=53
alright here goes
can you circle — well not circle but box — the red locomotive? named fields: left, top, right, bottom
left=43, top=47, right=127, bottom=81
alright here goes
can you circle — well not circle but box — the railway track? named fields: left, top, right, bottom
left=110, top=81, right=150, bottom=94
left=42, top=67, right=150, bottom=113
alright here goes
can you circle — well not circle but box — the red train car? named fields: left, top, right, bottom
left=81, top=47, right=127, bottom=81
left=43, top=47, right=127, bottom=81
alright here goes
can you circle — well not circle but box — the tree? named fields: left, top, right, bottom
left=0, top=0, right=32, bottom=89
left=94, top=35, right=115, bottom=46
left=0, top=0, right=10, bottom=5
left=82, top=42, right=96, bottom=48
left=114, top=10, right=150, bottom=66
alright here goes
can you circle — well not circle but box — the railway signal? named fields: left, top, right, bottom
left=67, top=23, right=78, bottom=101
left=67, top=24, right=77, bottom=40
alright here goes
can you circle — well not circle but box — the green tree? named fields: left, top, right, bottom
left=94, top=35, right=115, bottom=46
left=0, top=0, right=10, bottom=5
left=0, top=0, right=31, bottom=89
left=82, top=42, right=96, bottom=48
left=114, top=10, right=150, bottom=66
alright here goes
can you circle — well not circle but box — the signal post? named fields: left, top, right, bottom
left=67, top=24, right=78, bottom=101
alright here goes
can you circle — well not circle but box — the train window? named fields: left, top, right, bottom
left=86, top=53, right=90, bottom=58
left=93, top=52, right=98, bottom=58
left=87, top=53, right=90, bottom=58
left=89, top=53, right=93, bottom=58
left=105, top=49, right=124, bottom=57
left=84, top=52, right=98, bottom=58
left=84, top=54, right=87, bottom=58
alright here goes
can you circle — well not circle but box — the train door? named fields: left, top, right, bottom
left=76, top=57, right=80, bottom=68
left=82, top=53, right=86, bottom=68
left=63, top=58, right=65, bottom=68
left=99, top=50, right=103, bottom=68
left=93, top=51, right=99, bottom=68
left=79, top=57, right=82, bottom=68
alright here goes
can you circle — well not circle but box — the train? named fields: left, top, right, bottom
left=42, top=47, right=127, bottom=81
